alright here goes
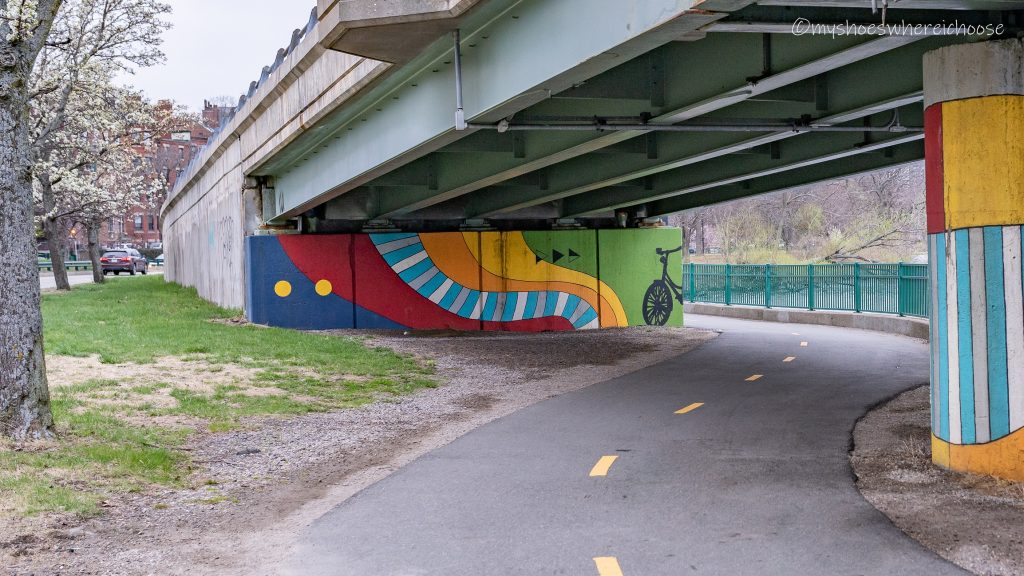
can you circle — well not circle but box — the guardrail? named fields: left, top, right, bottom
left=38, top=261, right=92, bottom=271
left=682, top=262, right=929, bottom=318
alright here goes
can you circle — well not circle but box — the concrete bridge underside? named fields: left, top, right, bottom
left=162, top=0, right=1024, bottom=479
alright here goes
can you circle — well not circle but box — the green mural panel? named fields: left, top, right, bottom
left=598, top=228, right=684, bottom=327
left=522, top=230, right=599, bottom=277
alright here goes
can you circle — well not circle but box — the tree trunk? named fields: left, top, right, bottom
left=0, top=101, right=55, bottom=440
left=38, top=173, right=71, bottom=290
left=87, top=221, right=104, bottom=284
left=43, top=216, right=71, bottom=291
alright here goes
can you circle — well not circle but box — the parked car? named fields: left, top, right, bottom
left=100, top=249, right=148, bottom=276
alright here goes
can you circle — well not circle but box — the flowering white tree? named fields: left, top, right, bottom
left=2, top=0, right=171, bottom=439
left=31, top=0, right=170, bottom=290
left=34, top=63, right=168, bottom=283
left=0, top=0, right=64, bottom=439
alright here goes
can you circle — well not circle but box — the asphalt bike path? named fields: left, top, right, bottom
left=287, top=315, right=963, bottom=576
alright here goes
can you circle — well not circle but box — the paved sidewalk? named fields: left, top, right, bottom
left=40, top=270, right=162, bottom=291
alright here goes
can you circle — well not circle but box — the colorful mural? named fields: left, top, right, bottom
left=925, top=89, right=1024, bottom=479
left=245, top=228, right=683, bottom=332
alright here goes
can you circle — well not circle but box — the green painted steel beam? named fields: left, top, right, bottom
left=645, top=139, right=924, bottom=215
left=467, top=97, right=924, bottom=218
left=268, top=0, right=728, bottom=220
left=561, top=123, right=923, bottom=217
left=461, top=35, right=952, bottom=218
left=369, top=31, right=927, bottom=219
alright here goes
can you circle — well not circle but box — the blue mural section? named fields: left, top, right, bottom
left=245, top=236, right=405, bottom=330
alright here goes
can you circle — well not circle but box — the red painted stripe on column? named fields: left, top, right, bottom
left=925, top=103, right=946, bottom=234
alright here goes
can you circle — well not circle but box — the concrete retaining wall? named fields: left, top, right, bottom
left=683, top=302, right=929, bottom=340
left=161, top=14, right=388, bottom=310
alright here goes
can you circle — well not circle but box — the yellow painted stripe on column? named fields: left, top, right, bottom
left=745, top=374, right=763, bottom=381
left=594, top=557, right=624, bottom=576
left=932, top=430, right=1024, bottom=481
left=943, top=95, right=1024, bottom=230
left=784, top=356, right=796, bottom=363
left=675, top=402, right=704, bottom=414
left=589, top=455, right=618, bottom=477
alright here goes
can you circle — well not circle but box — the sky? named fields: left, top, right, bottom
left=115, top=0, right=317, bottom=111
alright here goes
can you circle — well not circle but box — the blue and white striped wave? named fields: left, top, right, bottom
left=930, top=225, right=1024, bottom=445
left=371, top=233, right=600, bottom=329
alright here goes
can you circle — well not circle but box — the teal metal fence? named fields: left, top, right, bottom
left=38, top=261, right=92, bottom=271
left=682, top=263, right=929, bottom=318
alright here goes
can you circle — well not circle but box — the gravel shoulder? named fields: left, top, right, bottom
left=3, top=326, right=715, bottom=575
left=852, top=385, right=1024, bottom=576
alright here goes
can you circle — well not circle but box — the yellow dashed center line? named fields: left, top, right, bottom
left=675, top=402, right=704, bottom=414
left=594, top=557, right=624, bottom=576
left=745, top=374, right=763, bottom=381
left=589, top=455, right=618, bottom=477
left=784, top=356, right=796, bottom=363
left=800, top=341, right=809, bottom=347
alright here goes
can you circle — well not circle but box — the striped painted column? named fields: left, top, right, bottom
left=924, top=39, right=1024, bottom=480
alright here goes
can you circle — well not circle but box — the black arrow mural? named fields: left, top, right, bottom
left=535, top=248, right=584, bottom=265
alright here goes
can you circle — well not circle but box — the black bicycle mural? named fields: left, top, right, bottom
left=643, top=246, right=685, bottom=326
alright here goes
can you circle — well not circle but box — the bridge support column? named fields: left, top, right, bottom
left=244, top=228, right=684, bottom=331
left=924, top=39, right=1024, bottom=480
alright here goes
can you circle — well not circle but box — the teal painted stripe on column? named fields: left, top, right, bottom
left=984, top=226, right=1010, bottom=440
left=929, top=235, right=940, bottom=432
left=956, top=229, right=976, bottom=444
left=936, top=233, right=950, bottom=441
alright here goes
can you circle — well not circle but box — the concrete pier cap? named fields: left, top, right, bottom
left=923, top=38, right=1024, bottom=109
left=923, top=38, right=1024, bottom=480
left=317, top=0, right=484, bottom=62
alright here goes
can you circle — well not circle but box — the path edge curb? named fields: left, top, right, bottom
left=684, top=303, right=929, bottom=341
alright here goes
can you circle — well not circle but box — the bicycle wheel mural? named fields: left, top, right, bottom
left=640, top=246, right=685, bottom=326
left=246, top=228, right=683, bottom=330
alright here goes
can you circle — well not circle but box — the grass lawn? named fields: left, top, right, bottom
left=0, top=276, right=433, bottom=517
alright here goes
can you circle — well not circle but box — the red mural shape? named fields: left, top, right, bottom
left=278, top=235, right=355, bottom=300
left=924, top=103, right=946, bottom=235
left=482, top=317, right=574, bottom=332
left=352, top=235, right=481, bottom=330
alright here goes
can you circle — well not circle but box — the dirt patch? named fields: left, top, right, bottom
left=48, top=355, right=265, bottom=395
left=851, top=385, right=1024, bottom=576
left=2, top=326, right=715, bottom=575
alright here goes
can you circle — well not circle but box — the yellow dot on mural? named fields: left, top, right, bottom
left=315, top=279, right=333, bottom=296
left=274, top=280, right=292, bottom=298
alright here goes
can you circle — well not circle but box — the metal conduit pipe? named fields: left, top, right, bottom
left=465, top=122, right=922, bottom=133
left=453, top=29, right=467, bottom=131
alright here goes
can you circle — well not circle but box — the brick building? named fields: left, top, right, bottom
left=101, top=100, right=231, bottom=250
